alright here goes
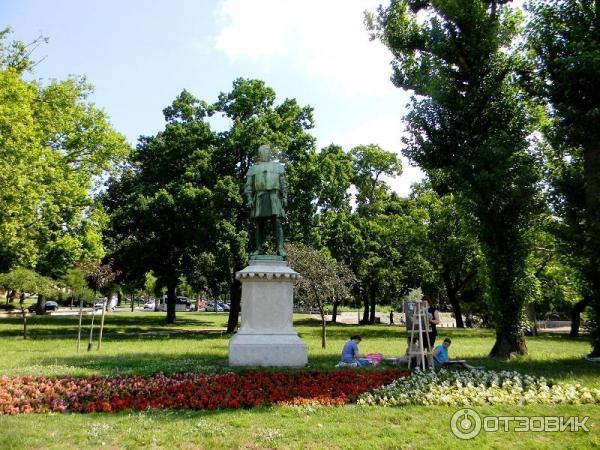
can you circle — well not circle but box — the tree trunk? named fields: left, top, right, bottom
left=570, top=298, right=590, bottom=337
left=442, top=270, right=464, bottom=328
left=165, top=281, right=177, bottom=324
left=583, top=142, right=600, bottom=355
left=87, top=307, right=96, bottom=351
left=320, top=310, right=327, bottom=348
left=490, top=329, right=528, bottom=358
left=19, top=295, right=27, bottom=340
left=369, top=285, right=376, bottom=324
left=486, top=245, right=528, bottom=357
left=227, top=274, right=242, bottom=333
left=489, top=301, right=528, bottom=357
left=586, top=266, right=600, bottom=356
left=361, top=285, right=369, bottom=324
left=77, top=298, right=83, bottom=352
left=35, top=294, right=46, bottom=315
left=331, top=301, right=339, bottom=323
left=97, top=299, right=107, bottom=350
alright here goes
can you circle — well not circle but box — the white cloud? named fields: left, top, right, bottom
left=213, top=0, right=397, bottom=96
left=318, top=114, right=424, bottom=197
left=213, top=0, right=425, bottom=196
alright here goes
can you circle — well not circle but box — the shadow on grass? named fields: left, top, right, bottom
left=40, top=351, right=231, bottom=376
left=3, top=313, right=597, bottom=384
left=31, top=348, right=600, bottom=387
left=464, top=356, right=599, bottom=383
left=40, top=352, right=400, bottom=376
left=295, top=318, right=590, bottom=344
left=0, top=313, right=228, bottom=340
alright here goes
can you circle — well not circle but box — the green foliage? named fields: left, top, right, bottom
left=104, top=79, right=316, bottom=327
left=0, top=27, right=48, bottom=73
left=372, top=0, right=543, bottom=356
left=325, top=145, right=420, bottom=324
left=527, top=0, right=600, bottom=355
left=287, top=242, right=355, bottom=311
left=103, top=114, right=217, bottom=322
left=0, top=29, right=130, bottom=278
left=526, top=226, right=583, bottom=319
left=314, top=145, right=354, bottom=213
left=350, top=144, right=402, bottom=215
left=62, top=268, right=94, bottom=304
left=0, top=268, right=55, bottom=297
left=287, top=242, right=355, bottom=347
left=143, top=272, right=158, bottom=298
left=409, top=183, right=483, bottom=325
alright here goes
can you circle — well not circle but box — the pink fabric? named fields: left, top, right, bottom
left=365, top=353, right=383, bottom=364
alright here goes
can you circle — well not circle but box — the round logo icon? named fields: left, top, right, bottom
left=451, top=408, right=482, bottom=440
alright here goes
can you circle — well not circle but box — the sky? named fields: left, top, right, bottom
left=3, top=0, right=425, bottom=194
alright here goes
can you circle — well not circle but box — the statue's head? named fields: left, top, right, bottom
left=256, top=145, right=273, bottom=162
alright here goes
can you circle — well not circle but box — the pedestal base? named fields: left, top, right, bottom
left=228, top=260, right=308, bottom=367
left=229, top=331, right=307, bottom=367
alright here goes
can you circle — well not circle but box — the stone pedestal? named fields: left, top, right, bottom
left=228, top=260, right=308, bottom=367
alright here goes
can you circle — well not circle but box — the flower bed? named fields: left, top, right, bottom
left=0, top=369, right=410, bottom=415
left=358, top=368, right=600, bottom=407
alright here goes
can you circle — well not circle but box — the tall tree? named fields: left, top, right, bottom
left=350, top=144, right=402, bottom=216
left=527, top=0, right=600, bottom=355
left=103, top=102, right=217, bottom=323
left=349, top=145, right=405, bottom=323
left=410, top=184, right=482, bottom=328
left=369, top=1, right=542, bottom=356
left=0, top=29, right=130, bottom=313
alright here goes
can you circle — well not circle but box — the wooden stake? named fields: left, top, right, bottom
left=97, top=299, right=107, bottom=350
left=76, top=297, right=83, bottom=352
left=87, top=306, right=96, bottom=351
left=19, top=294, right=27, bottom=340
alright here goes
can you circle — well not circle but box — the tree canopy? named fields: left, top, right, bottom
left=369, top=0, right=543, bottom=356
left=0, top=29, right=130, bottom=281
left=527, top=0, right=600, bottom=355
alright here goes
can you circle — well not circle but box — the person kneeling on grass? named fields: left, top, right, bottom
left=337, top=334, right=372, bottom=368
left=432, top=338, right=478, bottom=370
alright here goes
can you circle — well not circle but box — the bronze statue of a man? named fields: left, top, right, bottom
left=245, top=145, right=287, bottom=258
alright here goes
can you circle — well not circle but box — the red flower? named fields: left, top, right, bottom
left=0, top=369, right=410, bottom=414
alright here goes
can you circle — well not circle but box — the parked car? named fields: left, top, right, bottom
left=219, top=302, right=230, bottom=312
left=520, top=322, right=535, bottom=337
left=94, top=301, right=106, bottom=310
left=143, top=301, right=156, bottom=310
left=205, top=302, right=224, bottom=312
left=28, top=301, right=59, bottom=313
left=160, top=296, right=192, bottom=312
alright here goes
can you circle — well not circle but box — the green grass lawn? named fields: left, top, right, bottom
left=0, top=311, right=598, bottom=449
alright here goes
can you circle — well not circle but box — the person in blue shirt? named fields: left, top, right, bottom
left=432, top=338, right=477, bottom=369
left=340, top=334, right=370, bottom=367
left=432, top=338, right=451, bottom=367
